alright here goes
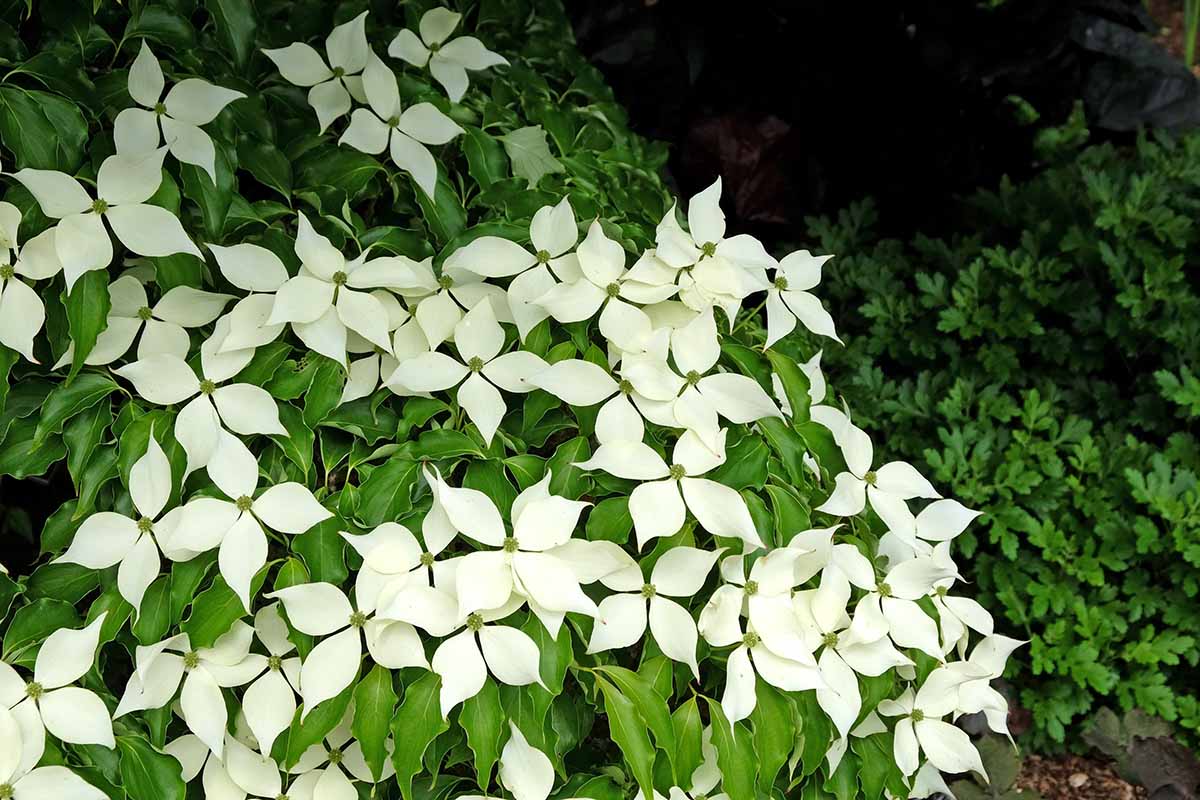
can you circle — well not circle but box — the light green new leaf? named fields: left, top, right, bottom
left=501, top=125, right=565, bottom=189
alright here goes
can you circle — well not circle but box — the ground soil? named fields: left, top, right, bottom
left=1016, top=753, right=1147, bottom=800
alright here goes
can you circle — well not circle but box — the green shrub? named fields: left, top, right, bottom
left=810, top=129, right=1200, bottom=747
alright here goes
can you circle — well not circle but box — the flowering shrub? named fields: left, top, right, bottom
left=0, top=1, right=1016, bottom=799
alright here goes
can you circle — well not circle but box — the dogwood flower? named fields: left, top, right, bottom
left=885, top=497, right=982, bottom=558
left=12, top=148, right=200, bottom=287
left=877, top=668, right=987, bottom=779
left=337, top=295, right=412, bottom=403
left=266, top=214, right=404, bottom=364
left=263, top=12, right=370, bottom=132
left=391, top=298, right=548, bottom=445
left=115, top=320, right=286, bottom=479
left=400, top=258, right=512, bottom=349
left=54, top=275, right=231, bottom=368
left=115, top=623, right=266, bottom=758
left=116, top=42, right=245, bottom=181
left=587, top=545, right=722, bottom=677
left=454, top=471, right=595, bottom=633
left=289, top=712, right=394, bottom=797
left=946, top=635, right=1023, bottom=740
left=431, top=610, right=544, bottom=716
left=205, top=242, right=293, bottom=352
left=166, top=732, right=286, bottom=800
left=0, top=214, right=59, bottom=363
left=530, top=351, right=689, bottom=431
left=932, top=581, right=994, bottom=656
left=813, top=406, right=941, bottom=532
left=266, top=581, right=428, bottom=714
left=0, top=614, right=113, bottom=750
left=55, top=434, right=200, bottom=612
left=0, top=758, right=105, bottom=800
left=240, top=604, right=303, bottom=757
left=387, top=7, right=509, bottom=103
left=502, top=198, right=580, bottom=339
left=443, top=198, right=578, bottom=281
left=340, top=51, right=463, bottom=197
left=764, top=249, right=840, bottom=347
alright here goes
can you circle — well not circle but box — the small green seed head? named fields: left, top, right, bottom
left=535, top=249, right=551, bottom=264
left=332, top=271, right=348, bottom=286
left=349, top=611, right=368, bottom=629
left=183, top=651, right=200, bottom=670
left=864, top=470, right=878, bottom=486
left=911, top=709, right=925, bottom=723
left=153, top=102, right=167, bottom=116
left=276, top=795, right=289, bottom=800
left=685, top=370, right=702, bottom=387
left=420, top=551, right=435, bottom=567
left=935, top=585, right=948, bottom=598
left=437, top=274, right=454, bottom=290
left=0, top=783, right=13, bottom=799
left=386, top=115, right=399, bottom=129
left=877, top=582, right=892, bottom=598
left=137, top=516, right=154, bottom=534
left=466, top=613, right=484, bottom=632
left=502, top=536, right=520, bottom=554
left=268, top=655, right=283, bottom=672
left=199, top=379, right=217, bottom=395
left=773, top=275, right=789, bottom=291
left=137, top=305, right=154, bottom=321
left=742, top=631, right=761, bottom=649
left=428, top=42, right=441, bottom=53
left=668, top=463, right=686, bottom=481
left=468, top=356, right=485, bottom=372
left=700, top=242, right=717, bottom=258
left=743, top=580, right=759, bottom=596
left=640, top=583, right=656, bottom=599
left=605, top=282, right=621, bottom=298
left=618, top=378, right=634, bottom=396
left=91, top=198, right=109, bottom=215
left=24, top=681, right=44, bottom=701
left=822, top=632, right=839, bottom=649
left=236, top=495, right=254, bottom=513
left=0, top=265, right=14, bottom=281
left=327, top=747, right=344, bottom=764
left=332, top=66, right=345, bottom=78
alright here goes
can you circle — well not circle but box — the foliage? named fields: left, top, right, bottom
left=0, top=0, right=1012, bottom=798
left=810, top=127, right=1200, bottom=749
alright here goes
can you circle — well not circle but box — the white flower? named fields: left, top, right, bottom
left=454, top=471, right=595, bottom=633
left=443, top=197, right=579, bottom=282
left=877, top=668, right=988, bottom=779
left=391, top=298, right=547, bottom=445
left=115, top=623, right=266, bottom=758
left=205, top=242, right=294, bottom=352
left=116, top=42, right=245, bottom=181
left=764, top=249, right=840, bottom=347
left=401, top=257, right=513, bottom=350
left=587, top=546, right=722, bottom=677
left=54, top=275, right=231, bottom=368
left=387, top=7, right=508, bottom=103
left=115, top=321, right=287, bottom=480
left=946, top=635, right=1024, bottom=740
left=431, top=612, right=544, bottom=716
left=339, top=522, right=452, bottom=613
left=165, top=732, right=286, bottom=800
left=263, top=12, right=370, bottom=133
left=576, top=421, right=763, bottom=551
left=812, top=406, right=940, bottom=531
left=932, top=581, right=994, bottom=657
left=887, top=497, right=982, bottom=558
left=0, top=759, right=105, bottom=800
left=240, top=604, right=304, bottom=757
left=54, top=434, right=197, bottom=612
left=339, top=293, right=413, bottom=404
left=289, top=712, right=394, bottom=797
left=266, top=213, right=404, bottom=364
left=340, top=51, right=463, bottom=197
left=0, top=210, right=60, bottom=363
left=265, top=582, right=428, bottom=715
left=12, top=148, right=201, bottom=288
left=0, top=614, right=114, bottom=750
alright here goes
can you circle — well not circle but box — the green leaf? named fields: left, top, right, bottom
left=178, top=143, right=236, bottom=239
left=462, top=125, right=509, bottom=189
left=708, top=435, right=769, bottom=490
left=152, top=253, right=205, bottom=292
left=596, top=675, right=656, bottom=799
left=180, top=574, right=254, bottom=649
left=546, top=436, right=591, bottom=499
left=271, top=403, right=315, bottom=478
left=204, top=0, right=257, bottom=69
left=64, top=271, right=113, bottom=381
left=672, top=697, right=705, bottom=782
left=2, top=598, right=80, bottom=666
left=63, top=396, right=112, bottom=490
left=302, top=356, right=345, bottom=428
left=852, top=733, right=907, bottom=799
left=34, top=371, right=118, bottom=447
left=281, top=681, right=356, bottom=767
left=750, top=680, right=796, bottom=792
left=356, top=457, right=420, bottom=526
left=416, top=172, right=467, bottom=245
left=704, top=697, right=758, bottom=800
left=595, top=665, right=676, bottom=780
left=585, top=496, right=632, bottom=544
left=25, top=562, right=98, bottom=604
left=760, top=416, right=812, bottom=486
left=459, top=678, right=504, bottom=789
left=501, top=125, right=565, bottom=188
left=390, top=671, right=450, bottom=800
left=520, top=612, right=573, bottom=694
left=239, top=136, right=293, bottom=199
left=353, top=664, right=398, bottom=781
left=765, top=349, right=813, bottom=423
left=132, top=577, right=172, bottom=644
left=0, top=86, right=88, bottom=170
left=795, top=690, right=834, bottom=777
left=822, top=748, right=859, bottom=800
left=118, top=735, right=186, bottom=800
left=463, top=458, right=518, bottom=516
left=292, top=518, right=347, bottom=585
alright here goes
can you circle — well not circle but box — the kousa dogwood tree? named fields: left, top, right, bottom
left=0, top=2, right=1017, bottom=800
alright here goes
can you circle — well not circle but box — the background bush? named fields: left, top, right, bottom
left=810, top=127, right=1200, bottom=748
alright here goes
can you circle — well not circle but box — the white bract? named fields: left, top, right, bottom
left=764, top=249, right=840, bottom=347
left=0, top=208, right=59, bottom=362
left=166, top=732, right=287, bottom=800
left=263, top=12, right=370, bottom=132
left=116, top=42, right=245, bottom=181
left=387, top=7, right=508, bottom=103
left=878, top=668, right=988, bottom=780
left=241, top=604, right=303, bottom=757
left=340, top=51, right=463, bottom=197
left=12, top=148, right=200, bottom=288
left=459, top=722, right=586, bottom=800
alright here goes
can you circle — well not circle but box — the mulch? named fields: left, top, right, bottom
left=1149, top=0, right=1200, bottom=75
left=1016, top=753, right=1147, bottom=800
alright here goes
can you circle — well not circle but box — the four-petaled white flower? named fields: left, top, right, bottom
left=387, top=7, right=508, bottom=103
left=764, top=249, right=841, bottom=347
left=165, top=732, right=287, bottom=800
left=430, top=611, right=544, bottom=717
left=877, top=667, right=988, bottom=780
left=13, top=148, right=200, bottom=288
left=340, top=51, right=463, bottom=197
left=117, top=42, right=245, bottom=181
left=263, top=11, right=370, bottom=132
left=0, top=209, right=59, bottom=363
left=241, top=603, right=304, bottom=756
left=289, top=712, right=394, bottom=799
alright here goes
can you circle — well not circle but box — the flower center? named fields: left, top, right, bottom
left=640, top=583, right=656, bottom=599
left=91, top=198, right=108, bottom=215
left=199, top=379, right=217, bottom=395
left=742, top=631, right=760, bottom=648
left=153, top=101, right=166, bottom=116
left=268, top=655, right=283, bottom=672
left=668, top=463, right=686, bottom=481
left=535, top=249, right=551, bottom=264
left=877, top=582, right=892, bottom=598
left=420, top=551, right=435, bottom=567
left=24, top=681, right=44, bottom=701
left=332, top=66, right=345, bottom=78
left=864, top=470, right=878, bottom=486
left=822, top=632, right=839, bottom=649
left=774, top=276, right=789, bottom=291
left=935, top=585, right=948, bottom=598
left=605, top=282, right=621, bottom=298
left=0, top=783, right=13, bottom=799
left=386, top=115, right=399, bottom=129
left=466, top=612, right=484, bottom=632
left=437, top=274, right=454, bottom=290
left=684, top=370, right=702, bottom=387
left=468, top=356, right=485, bottom=373
left=0, top=265, right=13, bottom=281
left=743, top=580, right=759, bottom=596
left=700, top=241, right=717, bottom=258
left=137, top=305, right=154, bottom=321
left=236, top=495, right=254, bottom=513
left=349, top=611, right=367, bottom=629
left=911, top=709, right=925, bottom=723
left=276, top=795, right=289, bottom=800
left=429, top=42, right=441, bottom=53
left=183, top=650, right=200, bottom=670
left=618, top=378, right=634, bottom=396
left=332, top=271, right=348, bottom=286
left=502, top=536, right=519, bottom=553
left=137, top=516, right=154, bottom=533
left=327, top=747, right=344, bottom=764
